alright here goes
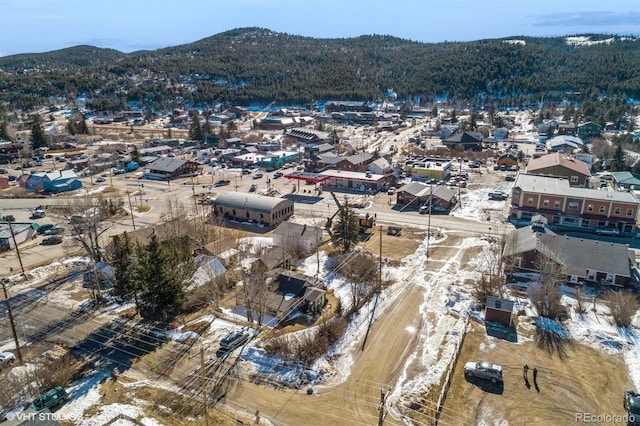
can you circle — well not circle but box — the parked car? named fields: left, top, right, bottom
left=44, top=226, right=65, bottom=235
left=31, top=386, right=68, bottom=412
left=241, top=168, right=251, bottom=175
left=42, top=236, right=63, bottom=245
left=624, top=390, right=640, bottom=425
left=273, top=172, right=284, bottom=179
left=37, top=224, right=55, bottom=234
left=252, top=172, right=263, bottom=179
left=488, top=191, right=509, bottom=201
left=249, top=184, right=257, bottom=192
left=0, top=352, right=15, bottom=369
left=31, top=209, right=46, bottom=219
left=219, top=331, right=250, bottom=351
left=2, top=214, right=15, bottom=222
left=595, top=227, right=620, bottom=236
left=464, top=361, right=503, bottom=384
left=95, top=177, right=107, bottom=183
left=214, top=179, right=231, bottom=187
left=112, top=168, right=125, bottom=175
left=0, top=168, right=7, bottom=174
left=387, top=186, right=397, bottom=195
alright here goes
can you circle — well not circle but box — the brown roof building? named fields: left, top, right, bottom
left=525, top=153, right=591, bottom=187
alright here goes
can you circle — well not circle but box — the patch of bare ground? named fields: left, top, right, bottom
left=441, top=321, right=633, bottom=425
left=363, top=226, right=424, bottom=262
left=459, top=245, right=484, bottom=268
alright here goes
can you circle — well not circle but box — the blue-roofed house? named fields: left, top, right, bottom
left=20, top=170, right=82, bottom=193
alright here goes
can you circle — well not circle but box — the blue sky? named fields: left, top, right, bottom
left=1, top=0, right=640, bottom=57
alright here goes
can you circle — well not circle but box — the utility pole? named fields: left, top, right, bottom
left=7, top=221, right=25, bottom=275
left=126, top=191, right=136, bottom=230
left=361, top=226, right=382, bottom=352
left=427, top=183, right=432, bottom=260
left=377, top=387, right=392, bottom=425
left=1, top=279, right=23, bottom=364
left=200, top=346, right=209, bottom=426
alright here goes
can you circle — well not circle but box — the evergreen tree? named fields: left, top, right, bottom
left=202, top=112, right=212, bottom=141
left=138, top=233, right=187, bottom=320
left=112, top=232, right=138, bottom=304
left=0, top=120, right=10, bottom=140
left=131, top=145, right=142, bottom=164
left=188, top=112, right=203, bottom=141
left=79, top=117, right=90, bottom=135
left=331, top=199, right=360, bottom=252
left=610, top=143, right=627, bottom=172
left=66, top=119, right=77, bottom=135
left=30, top=114, right=47, bottom=149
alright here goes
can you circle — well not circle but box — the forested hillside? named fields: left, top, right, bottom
left=1, top=28, right=638, bottom=111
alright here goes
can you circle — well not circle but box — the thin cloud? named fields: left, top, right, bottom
left=532, top=10, right=640, bottom=27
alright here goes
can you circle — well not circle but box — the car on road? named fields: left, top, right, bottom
left=112, top=168, right=125, bottom=175
left=220, top=331, right=250, bottom=351
left=387, top=186, right=397, bottom=195
left=95, top=177, right=107, bottom=183
left=464, top=361, right=503, bottom=384
left=273, top=172, right=284, bottom=179
left=214, top=179, right=231, bottom=187
left=31, top=209, right=46, bottom=219
left=252, top=172, right=263, bottom=179
left=241, top=168, right=251, bottom=175
left=2, top=214, right=15, bottom=222
left=249, top=184, right=257, bottom=192
left=0, top=352, right=15, bottom=369
left=42, top=236, right=63, bottom=245
left=595, top=227, right=620, bottom=236
left=624, top=390, right=640, bottom=425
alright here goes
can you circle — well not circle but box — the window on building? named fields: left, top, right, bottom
left=527, top=197, right=534, bottom=205
left=627, top=209, right=634, bottom=216
left=570, top=175, right=578, bottom=183
left=568, top=202, right=579, bottom=210
left=543, top=199, right=549, bottom=207
left=587, top=204, right=593, bottom=211
left=554, top=201, right=560, bottom=208
left=599, top=206, right=606, bottom=213
left=614, top=207, right=621, bottom=215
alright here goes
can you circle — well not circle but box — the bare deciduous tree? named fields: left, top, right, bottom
left=530, top=243, right=566, bottom=319
left=604, top=291, right=638, bottom=327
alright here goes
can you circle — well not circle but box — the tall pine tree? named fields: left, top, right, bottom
left=331, top=199, right=361, bottom=252
left=112, top=232, right=139, bottom=304
left=30, top=114, right=47, bottom=149
left=138, top=233, right=186, bottom=320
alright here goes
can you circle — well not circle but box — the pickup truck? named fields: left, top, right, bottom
left=488, top=191, right=509, bottom=201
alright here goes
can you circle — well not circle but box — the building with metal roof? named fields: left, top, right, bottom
left=212, top=192, right=294, bottom=227
left=143, top=158, right=201, bottom=180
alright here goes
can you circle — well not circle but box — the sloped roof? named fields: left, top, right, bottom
left=213, top=191, right=293, bottom=213
left=398, top=182, right=457, bottom=201
left=273, top=222, right=323, bottom=240
left=611, top=171, right=640, bottom=187
left=443, top=131, right=484, bottom=144
left=147, top=157, right=188, bottom=172
left=503, top=226, right=632, bottom=277
left=526, top=153, right=591, bottom=177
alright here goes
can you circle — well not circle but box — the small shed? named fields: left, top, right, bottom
left=485, top=296, right=514, bottom=327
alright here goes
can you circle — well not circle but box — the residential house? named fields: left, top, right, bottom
left=496, top=154, right=519, bottom=168
left=493, top=128, right=509, bottom=140
left=272, top=222, right=324, bottom=254
left=545, top=135, right=584, bottom=153
left=525, top=153, right=591, bottom=187
left=610, top=171, right=640, bottom=190
left=577, top=121, right=603, bottom=140
left=396, top=182, right=457, bottom=209
left=143, top=158, right=201, bottom=181
left=556, top=122, right=577, bottom=136
left=509, top=173, right=640, bottom=233
left=502, top=221, right=635, bottom=287
left=367, top=157, right=392, bottom=176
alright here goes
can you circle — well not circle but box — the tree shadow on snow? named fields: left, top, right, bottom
left=534, top=327, right=575, bottom=360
